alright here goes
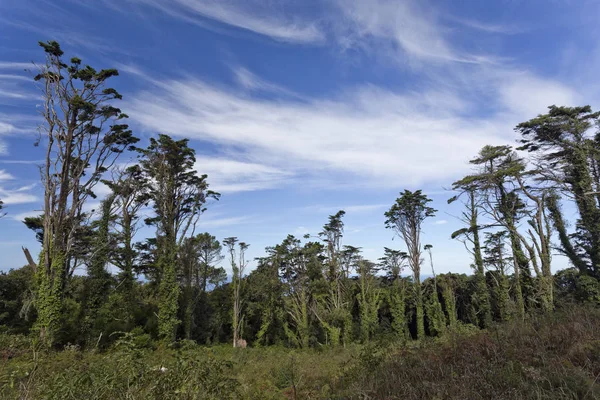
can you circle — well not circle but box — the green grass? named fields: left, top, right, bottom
left=1, top=306, right=599, bottom=399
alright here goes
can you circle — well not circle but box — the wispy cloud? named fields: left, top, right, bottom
left=331, top=0, right=494, bottom=65
left=0, top=62, right=34, bottom=70
left=0, top=192, right=38, bottom=205
left=117, top=0, right=324, bottom=43
left=0, top=169, right=38, bottom=205
left=451, top=17, right=525, bottom=35
left=125, top=63, right=575, bottom=190
left=233, top=67, right=302, bottom=99
left=10, top=210, right=42, bottom=222
left=305, top=204, right=387, bottom=214
left=0, top=159, right=43, bottom=164
left=195, top=156, right=293, bottom=193
left=196, top=214, right=254, bottom=229
left=434, top=219, right=448, bottom=225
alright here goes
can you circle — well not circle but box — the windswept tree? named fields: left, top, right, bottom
left=224, top=237, right=249, bottom=348
left=139, top=134, right=218, bottom=342
left=448, top=182, right=492, bottom=327
left=385, top=190, right=436, bottom=338
left=459, top=146, right=532, bottom=318
left=33, top=41, right=138, bottom=345
left=517, top=105, right=600, bottom=279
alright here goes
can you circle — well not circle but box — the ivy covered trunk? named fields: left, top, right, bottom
left=158, top=242, right=180, bottom=342
left=34, top=246, right=65, bottom=347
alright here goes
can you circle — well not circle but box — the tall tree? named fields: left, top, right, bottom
left=517, top=105, right=600, bottom=279
left=317, top=211, right=353, bottom=346
left=483, top=231, right=512, bottom=321
left=33, top=41, right=137, bottom=345
left=196, top=233, right=224, bottom=293
left=424, top=245, right=445, bottom=336
left=178, top=233, right=224, bottom=339
left=385, top=190, right=436, bottom=339
left=224, top=237, right=249, bottom=348
left=449, top=182, right=492, bottom=328
left=108, top=165, right=149, bottom=294
left=356, top=258, right=382, bottom=342
left=275, top=235, right=323, bottom=348
left=460, top=146, right=532, bottom=319
left=81, top=193, right=117, bottom=341
left=139, top=134, right=218, bottom=342
left=379, top=247, right=409, bottom=339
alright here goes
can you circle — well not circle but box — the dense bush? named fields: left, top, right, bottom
left=1, top=306, right=599, bottom=399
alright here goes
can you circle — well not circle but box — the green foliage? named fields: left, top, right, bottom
left=554, top=268, right=600, bottom=306
left=0, top=266, right=35, bottom=335
left=518, top=105, right=600, bottom=279
left=336, top=306, right=600, bottom=399
left=139, top=134, right=218, bottom=342
left=423, top=279, right=445, bottom=337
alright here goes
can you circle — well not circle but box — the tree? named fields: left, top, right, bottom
left=33, top=41, right=138, bottom=346
left=196, top=233, right=224, bottom=293
left=245, top=255, right=285, bottom=347
left=178, top=233, right=224, bottom=339
left=517, top=105, right=600, bottom=279
left=274, top=235, right=323, bottom=348
left=317, top=211, right=353, bottom=346
left=379, top=247, right=409, bottom=339
left=81, top=193, right=117, bottom=341
left=424, top=245, right=445, bottom=336
left=460, top=145, right=533, bottom=319
left=385, top=190, right=436, bottom=338
left=139, top=134, right=218, bottom=342
left=356, top=258, right=382, bottom=342
left=107, top=165, right=149, bottom=294
left=483, top=231, right=512, bottom=321
left=224, top=237, right=249, bottom=348
left=449, top=181, right=492, bottom=328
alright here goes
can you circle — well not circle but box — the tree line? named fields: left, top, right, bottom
left=1, top=41, right=599, bottom=348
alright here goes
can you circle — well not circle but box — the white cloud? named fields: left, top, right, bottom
left=331, top=0, right=493, bottom=64
left=306, top=204, right=387, bottom=214
left=195, top=156, right=293, bottom=193
left=0, top=192, right=38, bottom=205
left=434, top=219, right=448, bottom=225
left=233, top=67, right=301, bottom=99
left=0, top=170, right=14, bottom=181
left=10, top=210, right=42, bottom=222
left=196, top=214, right=253, bottom=229
left=121, top=0, right=324, bottom=43
left=126, top=74, right=510, bottom=189
left=0, top=170, right=38, bottom=205
left=498, top=71, right=579, bottom=119
left=0, top=62, right=33, bottom=70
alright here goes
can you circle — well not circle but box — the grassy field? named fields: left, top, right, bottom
left=1, top=306, right=599, bottom=399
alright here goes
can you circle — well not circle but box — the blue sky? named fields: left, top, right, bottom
left=0, top=0, right=598, bottom=275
